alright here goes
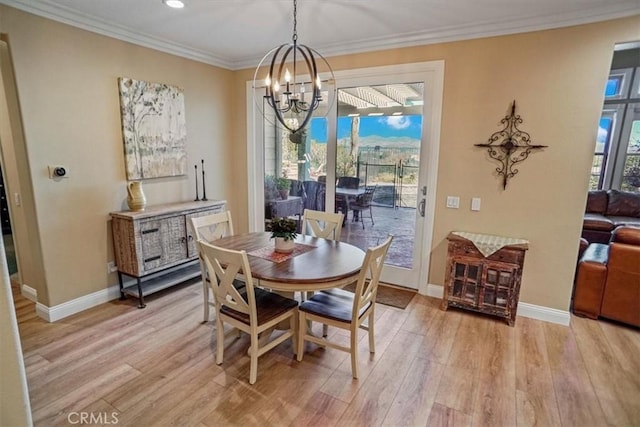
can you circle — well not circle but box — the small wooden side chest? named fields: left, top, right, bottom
left=441, top=231, right=529, bottom=326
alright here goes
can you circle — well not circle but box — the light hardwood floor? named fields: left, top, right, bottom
left=13, top=280, right=640, bottom=427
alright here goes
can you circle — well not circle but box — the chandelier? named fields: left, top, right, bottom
left=253, top=0, right=335, bottom=137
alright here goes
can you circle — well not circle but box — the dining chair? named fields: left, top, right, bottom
left=198, top=240, right=298, bottom=385
left=348, top=185, right=377, bottom=229
left=190, top=210, right=242, bottom=323
left=296, top=235, right=393, bottom=379
left=301, top=209, right=344, bottom=241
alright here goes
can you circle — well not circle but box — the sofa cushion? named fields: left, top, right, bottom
left=608, top=216, right=640, bottom=228
left=586, top=190, right=608, bottom=214
left=606, top=190, right=640, bottom=217
left=611, top=225, right=640, bottom=246
left=583, top=213, right=615, bottom=231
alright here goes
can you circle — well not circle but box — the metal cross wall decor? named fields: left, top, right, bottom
left=475, top=100, right=547, bottom=189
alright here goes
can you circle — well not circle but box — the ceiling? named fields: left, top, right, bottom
left=1, top=0, right=639, bottom=70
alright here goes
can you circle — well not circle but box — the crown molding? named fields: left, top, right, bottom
left=0, top=0, right=234, bottom=69
left=233, top=4, right=640, bottom=69
left=2, top=0, right=639, bottom=71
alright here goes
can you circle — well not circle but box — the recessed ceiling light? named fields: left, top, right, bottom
left=163, top=0, right=185, bottom=9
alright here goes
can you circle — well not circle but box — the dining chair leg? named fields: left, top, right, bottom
left=215, top=317, right=224, bottom=365
left=290, top=312, right=298, bottom=356
left=296, top=312, right=306, bottom=362
left=368, top=312, right=375, bottom=353
left=350, top=329, right=359, bottom=379
left=249, top=332, right=259, bottom=385
left=202, top=283, right=209, bottom=322
left=322, top=324, right=329, bottom=337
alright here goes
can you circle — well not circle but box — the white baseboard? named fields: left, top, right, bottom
left=419, top=283, right=570, bottom=326
left=35, top=285, right=121, bottom=323
left=20, top=284, right=37, bottom=302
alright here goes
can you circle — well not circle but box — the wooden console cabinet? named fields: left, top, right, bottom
left=110, top=200, right=225, bottom=308
left=441, top=232, right=528, bottom=326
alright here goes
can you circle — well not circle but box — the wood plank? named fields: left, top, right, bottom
left=382, top=357, right=446, bottom=426
left=338, top=330, right=424, bottom=425
left=543, top=321, right=608, bottom=426
left=514, top=317, right=562, bottom=427
left=571, top=315, right=640, bottom=425
left=471, top=320, right=516, bottom=427
left=426, top=402, right=472, bottom=427
left=288, top=391, right=348, bottom=427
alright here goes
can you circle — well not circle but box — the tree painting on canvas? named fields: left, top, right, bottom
left=118, top=77, right=187, bottom=180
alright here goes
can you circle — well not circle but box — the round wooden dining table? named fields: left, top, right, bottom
left=211, top=232, right=365, bottom=292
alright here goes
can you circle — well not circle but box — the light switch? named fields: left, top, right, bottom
left=471, top=197, right=481, bottom=211
left=446, top=196, right=460, bottom=209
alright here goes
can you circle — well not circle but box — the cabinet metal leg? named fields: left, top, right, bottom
left=118, top=272, right=126, bottom=300
left=136, top=277, right=146, bottom=309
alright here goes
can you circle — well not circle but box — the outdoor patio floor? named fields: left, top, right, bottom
left=340, top=205, right=416, bottom=269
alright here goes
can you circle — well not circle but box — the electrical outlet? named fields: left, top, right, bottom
left=471, top=197, right=481, bottom=211
left=107, top=261, right=118, bottom=274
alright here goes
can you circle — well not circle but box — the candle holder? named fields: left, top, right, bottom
left=201, top=159, right=208, bottom=201
left=193, top=164, right=200, bottom=201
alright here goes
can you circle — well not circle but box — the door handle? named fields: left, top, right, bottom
left=419, top=199, right=426, bottom=217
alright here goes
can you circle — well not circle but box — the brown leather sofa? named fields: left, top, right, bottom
left=573, top=226, right=640, bottom=327
left=582, top=190, right=640, bottom=244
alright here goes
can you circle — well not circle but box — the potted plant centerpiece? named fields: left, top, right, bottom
left=276, top=177, right=291, bottom=200
left=270, top=216, right=298, bottom=254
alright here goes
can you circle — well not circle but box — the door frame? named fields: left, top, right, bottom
left=246, top=60, right=444, bottom=293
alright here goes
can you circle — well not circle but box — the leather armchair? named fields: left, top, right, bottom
left=573, top=226, right=640, bottom=327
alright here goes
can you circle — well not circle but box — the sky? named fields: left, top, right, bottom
left=310, top=115, right=423, bottom=142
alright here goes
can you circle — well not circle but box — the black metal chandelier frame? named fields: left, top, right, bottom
left=253, top=0, right=334, bottom=136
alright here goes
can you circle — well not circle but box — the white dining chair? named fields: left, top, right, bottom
left=301, top=209, right=344, bottom=241
left=190, top=210, right=241, bottom=322
left=296, top=235, right=393, bottom=379
left=198, top=240, right=298, bottom=385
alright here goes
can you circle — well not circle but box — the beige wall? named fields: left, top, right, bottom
left=0, top=6, right=234, bottom=306
left=234, top=16, right=640, bottom=311
left=0, top=3, right=638, bottom=313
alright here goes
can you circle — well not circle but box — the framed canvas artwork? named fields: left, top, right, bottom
left=118, top=77, right=187, bottom=180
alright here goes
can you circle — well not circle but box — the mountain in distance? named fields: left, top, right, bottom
left=335, top=135, right=421, bottom=148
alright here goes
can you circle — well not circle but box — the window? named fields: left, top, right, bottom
left=590, top=61, right=640, bottom=193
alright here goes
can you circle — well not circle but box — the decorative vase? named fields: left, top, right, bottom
left=127, top=181, right=146, bottom=211
left=274, top=237, right=295, bottom=254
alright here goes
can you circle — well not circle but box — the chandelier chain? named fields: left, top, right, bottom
left=292, top=0, right=297, bottom=42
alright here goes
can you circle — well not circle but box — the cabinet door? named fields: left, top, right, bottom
left=479, top=262, right=518, bottom=312
left=140, top=215, right=187, bottom=271
left=448, top=257, right=483, bottom=306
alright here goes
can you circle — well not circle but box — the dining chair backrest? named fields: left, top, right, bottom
left=337, top=176, right=360, bottom=189
left=351, top=234, right=393, bottom=321
left=354, top=185, right=376, bottom=207
left=190, top=210, right=235, bottom=242
left=190, top=210, right=237, bottom=323
left=301, top=209, right=344, bottom=241
left=197, top=241, right=256, bottom=323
